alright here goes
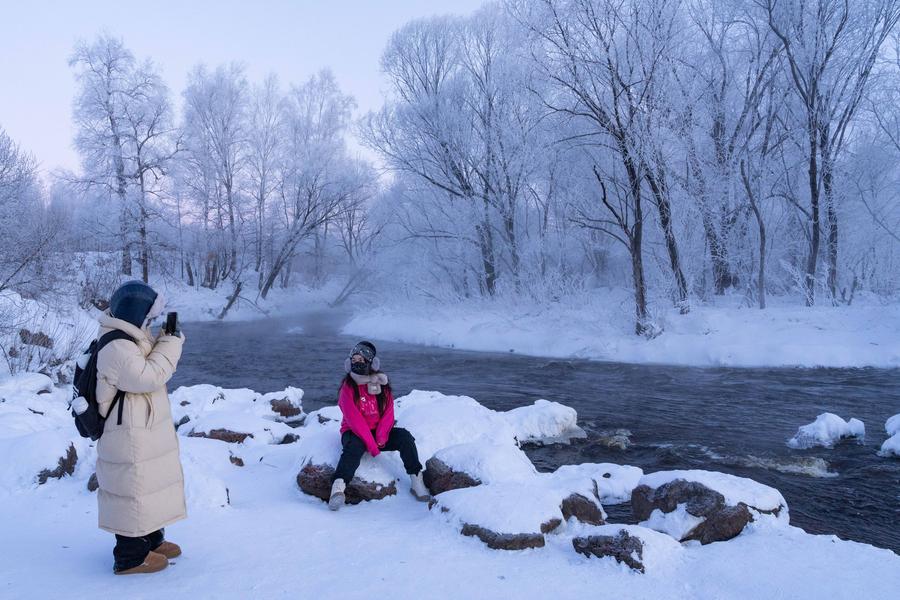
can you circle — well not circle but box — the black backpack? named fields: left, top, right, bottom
left=71, top=330, right=135, bottom=441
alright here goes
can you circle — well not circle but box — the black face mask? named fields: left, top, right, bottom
left=350, top=361, right=371, bottom=376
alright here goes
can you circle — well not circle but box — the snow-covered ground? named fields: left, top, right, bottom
left=343, top=290, right=900, bottom=368
left=1, top=374, right=899, bottom=599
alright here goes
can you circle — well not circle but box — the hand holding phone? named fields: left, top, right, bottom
left=164, top=312, right=180, bottom=336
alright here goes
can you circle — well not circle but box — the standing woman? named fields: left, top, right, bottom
left=95, top=281, right=186, bottom=574
left=329, top=341, right=431, bottom=510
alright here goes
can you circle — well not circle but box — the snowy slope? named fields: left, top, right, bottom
left=1, top=375, right=898, bottom=599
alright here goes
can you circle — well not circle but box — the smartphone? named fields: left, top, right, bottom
left=165, top=312, right=179, bottom=335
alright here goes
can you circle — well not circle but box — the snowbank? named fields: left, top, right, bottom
left=342, top=292, right=900, bottom=368
left=550, top=463, right=643, bottom=504
left=172, top=384, right=304, bottom=445
left=638, top=469, right=786, bottom=513
left=434, top=481, right=571, bottom=535
left=879, top=414, right=900, bottom=458
left=151, top=278, right=338, bottom=323
left=430, top=439, right=537, bottom=483
left=0, top=291, right=98, bottom=380
left=787, top=413, right=866, bottom=449
left=0, top=373, right=92, bottom=494
left=2, top=375, right=899, bottom=599
left=503, top=399, right=586, bottom=445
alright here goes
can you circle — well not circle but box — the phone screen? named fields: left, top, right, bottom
left=165, top=312, right=178, bottom=335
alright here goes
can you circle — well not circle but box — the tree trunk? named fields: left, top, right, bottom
left=225, top=179, right=238, bottom=278
left=645, top=169, right=688, bottom=308
left=138, top=171, right=149, bottom=284
left=804, top=123, right=820, bottom=306
left=217, top=280, right=243, bottom=320
left=475, top=200, right=497, bottom=296
left=185, top=259, right=195, bottom=287
left=822, top=146, right=838, bottom=303
left=741, top=161, right=766, bottom=310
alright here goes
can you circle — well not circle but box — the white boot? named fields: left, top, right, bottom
left=328, top=478, right=346, bottom=511
left=410, top=471, right=431, bottom=502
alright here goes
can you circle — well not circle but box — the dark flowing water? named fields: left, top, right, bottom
left=171, top=311, right=900, bottom=553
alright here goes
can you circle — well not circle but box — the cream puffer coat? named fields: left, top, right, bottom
left=94, top=313, right=186, bottom=537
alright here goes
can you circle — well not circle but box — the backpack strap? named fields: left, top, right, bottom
left=95, top=330, right=136, bottom=425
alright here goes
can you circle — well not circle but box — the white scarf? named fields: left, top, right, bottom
left=349, top=371, right=389, bottom=395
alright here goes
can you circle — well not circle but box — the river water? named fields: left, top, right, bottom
left=170, top=310, right=900, bottom=553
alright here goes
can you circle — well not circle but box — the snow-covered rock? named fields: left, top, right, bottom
left=549, top=463, right=643, bottom=505
left=180, top=437, right=237, bottom=510
left=172, top=384, right=304, bottom=445
left=787, top=413, right=865, bottom=449
left=886, top=414, right=900, bottom=437
left=432, top=482, right=569, bottom=550
left=424, top=437, right=536, bottom=493
left=878, top=414, right=900, bottom=457
left=430, top=467, right=611, bottom=550
left=503, top=399, right=586, bottom=445
left=0, top=373, right=90, bottom=493
left=0, top=372, right=54, bottom=400
left=393, top=390, right=520, bottom=458
left=572, top=524, right=683, bottom=573
left=172, top=384, right=306, bottom=425
left=632, top=470, right=787, bottom=544
left=0, top=430, right=84, bottom=492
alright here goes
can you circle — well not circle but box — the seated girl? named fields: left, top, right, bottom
left=328, top=341, right=431, bottom=510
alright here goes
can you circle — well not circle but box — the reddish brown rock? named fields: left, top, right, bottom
left=37, top=444, right=77, bottom=484
left=422, top=457, right=481, bottom=496
left=188, top=429, right=253, bottom=444
left=573, top=531, right=646, bottom=572
left=561, top=493, right=606, bottom=525
left=297, top=463, right=396, bottom=504
left=460, top=523, right=546, bottom=550
left=269, top=397, right=304, bottom=421
left=229, top=454, right=245, bottom=467
left=631, top=479, right=756, bottom=544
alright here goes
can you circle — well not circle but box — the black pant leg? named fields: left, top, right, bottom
left=113, top=534, right=152, bottom=571
left=147, top=529, right=164, bottom=551
left=332, top=431, right=368, bottom=483
left=382, top=427, right=423, bottom=475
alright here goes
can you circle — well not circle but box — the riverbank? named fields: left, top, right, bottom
left=342, top=291, right=900, bottom=369
left=1, top=375, right=898, bottom=599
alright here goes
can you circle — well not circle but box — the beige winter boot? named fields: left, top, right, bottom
left=154, top=541, right=182, bottom=559
left=114, top=551, right=168, bottom=575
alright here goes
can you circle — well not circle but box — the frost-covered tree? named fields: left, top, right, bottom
left=181, top=63, right=250, bottom=288
left=514, top=0, right=691, bottom=332
left=0, top=127, right=51, bottom=293
left=69, top=34, right=136, bottom=276
left=260, top=70, right=358, bottom=299
left=762, top=0, right=900, bottom=304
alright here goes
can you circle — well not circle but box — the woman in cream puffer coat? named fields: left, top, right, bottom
left=94, top=281, right=185, bottom=575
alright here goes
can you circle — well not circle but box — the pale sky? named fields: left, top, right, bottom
left=0, top=0, right=485, bottom=175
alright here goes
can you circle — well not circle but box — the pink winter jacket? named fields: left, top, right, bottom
left=338, top=381, right=395, bottom=457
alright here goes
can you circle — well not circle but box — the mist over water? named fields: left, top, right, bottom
left=171, top=311, right=900, bottom=554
